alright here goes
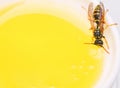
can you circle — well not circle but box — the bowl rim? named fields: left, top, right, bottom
left=0, top=0, right=120, bottom=88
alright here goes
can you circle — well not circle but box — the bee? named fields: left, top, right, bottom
left=84, top=2, right=117, bottom=54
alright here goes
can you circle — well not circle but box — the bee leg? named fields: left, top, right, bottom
left=102, top=9, right=109, bottom=23
left=103, top=9, right=117, bottom=29
left=103, top=36, right=109, bottom=49
left=89, top=26, right=95, bottom=31
left=101, top=46, right=110, bottom=54
left=89, top=26, right=95, bottom=30
left=88, top=18, right=95, bottom=31
left=105, top=23, right=118, bottom=29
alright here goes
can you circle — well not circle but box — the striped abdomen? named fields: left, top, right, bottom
left=93, top=5, right=102, bottom=25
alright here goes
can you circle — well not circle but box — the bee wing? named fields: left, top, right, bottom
left=100, top=2, right=105, bottom=22
left=88, top=2, right=95, bottom=31
left=100, top=2, right=117, bottom=29
left=99, top=2, right=105, bottom=33
left=100, top=23, right=104, bottom=33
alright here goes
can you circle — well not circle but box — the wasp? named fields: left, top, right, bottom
left=84, top=2, right=117, bottom=54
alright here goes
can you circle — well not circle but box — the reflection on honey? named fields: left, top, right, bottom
left=0, top=14, right=103, bottom=88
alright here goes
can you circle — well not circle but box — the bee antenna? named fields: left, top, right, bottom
left=84, top=43, right=94, bottom=45
left=101, top=46, right=110, bottom=54
left=84, top=43, right=110, bottom=54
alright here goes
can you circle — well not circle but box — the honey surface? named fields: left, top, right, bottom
left=0, top=14, right=103, bottom=88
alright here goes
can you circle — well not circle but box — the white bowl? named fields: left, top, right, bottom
left=0, top=0, right=120, bottom=88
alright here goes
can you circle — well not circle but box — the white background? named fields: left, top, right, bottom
left=104, top=0, right=120, bottom=30
left=103, top=0, right=120, bottom=88
left=0, top=0, right=120, bottom=88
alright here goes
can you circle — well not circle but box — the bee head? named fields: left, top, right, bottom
left=94, top=39, right=103, bottom=46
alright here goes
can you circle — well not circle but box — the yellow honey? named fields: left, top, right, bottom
left=0, top=14, right=103, bottom=88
